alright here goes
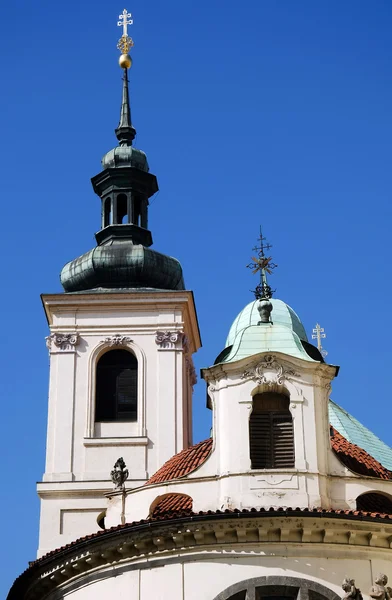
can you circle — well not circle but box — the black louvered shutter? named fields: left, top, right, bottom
left=272, top=414, right=295, bottom=468
left=116, top=367, right=137, bottom=421
left=250, top=413, right=272, bottom=469
left=250, top=408, right=295, bottom=469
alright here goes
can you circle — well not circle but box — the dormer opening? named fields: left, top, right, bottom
left=249, top=391, right=294, bottom=469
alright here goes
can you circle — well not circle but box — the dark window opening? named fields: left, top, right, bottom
left=356, top=492, right=392, bottom=514
left=117, top=194, right=128, bottom=224
left=249, top=392, right=294, bottom=469
left=134, top=195, right=141, bottom=227
left=95, top=350, right=137, bottom=422
left=104, top=197, right=111, bottom=227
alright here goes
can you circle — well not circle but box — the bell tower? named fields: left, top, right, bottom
left=38, top=11, right=201, bottom=558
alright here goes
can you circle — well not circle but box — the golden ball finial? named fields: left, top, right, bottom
left=119, top=53, right=132, bottom=69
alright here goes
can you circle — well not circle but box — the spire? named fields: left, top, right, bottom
left=115, top=69, right=136, bottom=145
left=115, top=9, right=136, bottom=146
left=247, top=228, right=278, bottom=324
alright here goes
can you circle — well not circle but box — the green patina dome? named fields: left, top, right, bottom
left=226, top=298, right=308, bottom=346
left=102, top=145, right=149, bottom=171
left=214, top=298, right=320, bottom=365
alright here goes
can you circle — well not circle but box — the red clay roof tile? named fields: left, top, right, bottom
left=146, top=437, right=213, bottom=485
left=330, top=427, right=392, bottom=480
left=151, top=493, right=193, bottom=517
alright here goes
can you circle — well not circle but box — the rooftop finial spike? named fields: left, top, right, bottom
left=115, top=9, right=136, bottom=146
left=247, top=227, right=278, bottom=300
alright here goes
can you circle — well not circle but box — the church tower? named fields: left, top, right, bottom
left=38, top=14, right=201, bottom=558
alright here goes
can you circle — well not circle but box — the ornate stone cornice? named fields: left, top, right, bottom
left=15, top=512, right=392, bottom=600
left=155, top=330, right=184, bottom=350
left=103, top=334, right=133, bottom=346
left=45, top=333, right=80, bottom=353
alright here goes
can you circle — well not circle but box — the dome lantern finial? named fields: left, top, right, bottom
left=247, top=227, right=278, bottom=323
left=115, top=9, right=136, bottom=145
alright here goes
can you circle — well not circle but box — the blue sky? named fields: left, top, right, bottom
left=2, top=0, right=392, bottom=595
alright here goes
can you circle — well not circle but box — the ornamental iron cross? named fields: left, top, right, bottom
left=312, top=323, right=328, bottom=357
left=118, top=9, right=133, bottom=36
left=247, top=228, right=277, bottom=300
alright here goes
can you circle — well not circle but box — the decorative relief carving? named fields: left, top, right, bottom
left=103, top=334, right=133, bottom=346
left=342, top=579, right=363, bottom=600
left=110, top=457, right=129, bottom=491
left=46, top=332, right=80, bottom=352
left=242, top=354, right=298, bottom=387
left=155, top=330, right=183, bottom=349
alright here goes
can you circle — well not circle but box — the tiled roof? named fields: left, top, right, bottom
left=330, top=427, right=392, bottom=480
left=10, top=505, right=392, bottom=599
left=29, top=506, right=392, bottom=566
left=146, top=437, right=213, bottom=485
left=329, top=400, right=392, bottom=470
left=145, top=423, right=391, bottom=488
left=151, top=493, right=192, bottom=517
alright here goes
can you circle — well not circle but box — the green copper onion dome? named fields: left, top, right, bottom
left=60, top=49, right=185, bottom=293
left=213, top=298, right=323, bottom=365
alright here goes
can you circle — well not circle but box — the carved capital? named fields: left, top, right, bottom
left=155, top=330, right=184, bottom=350
left=46, top=332, right=80, bottom=353
left=241, top=354, right=298, bottom=387
left=103, top=335, right=132, bottom=347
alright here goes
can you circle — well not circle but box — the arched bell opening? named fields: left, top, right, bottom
left=103, top=197, right=111, bottom=227
left=95, top=349, right=138, bottom=423
left=116, top=193, right=128, bottom=224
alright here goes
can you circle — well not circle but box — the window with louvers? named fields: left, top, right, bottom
left=95, top=349, right=137, bottom=422
left=249, top=393, right=294, bottom=469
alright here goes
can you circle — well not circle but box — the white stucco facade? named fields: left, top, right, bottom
left=37, top=290, right=201, bottom=557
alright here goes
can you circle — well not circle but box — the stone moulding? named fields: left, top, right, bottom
left=12, top=513, right=392, bottom=600
left=45, top=332, right=80, bottom=353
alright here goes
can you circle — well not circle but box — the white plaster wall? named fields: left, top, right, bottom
left=46, top=547, right=392, bottom=600
left=60, top=569, right=139, bottom=599
left=38, top=292, right=200, bottom=557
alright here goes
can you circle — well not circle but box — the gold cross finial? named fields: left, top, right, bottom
left=117, top=8, right=134, bottom=59
left=312, top=323, right=328, bottom=358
